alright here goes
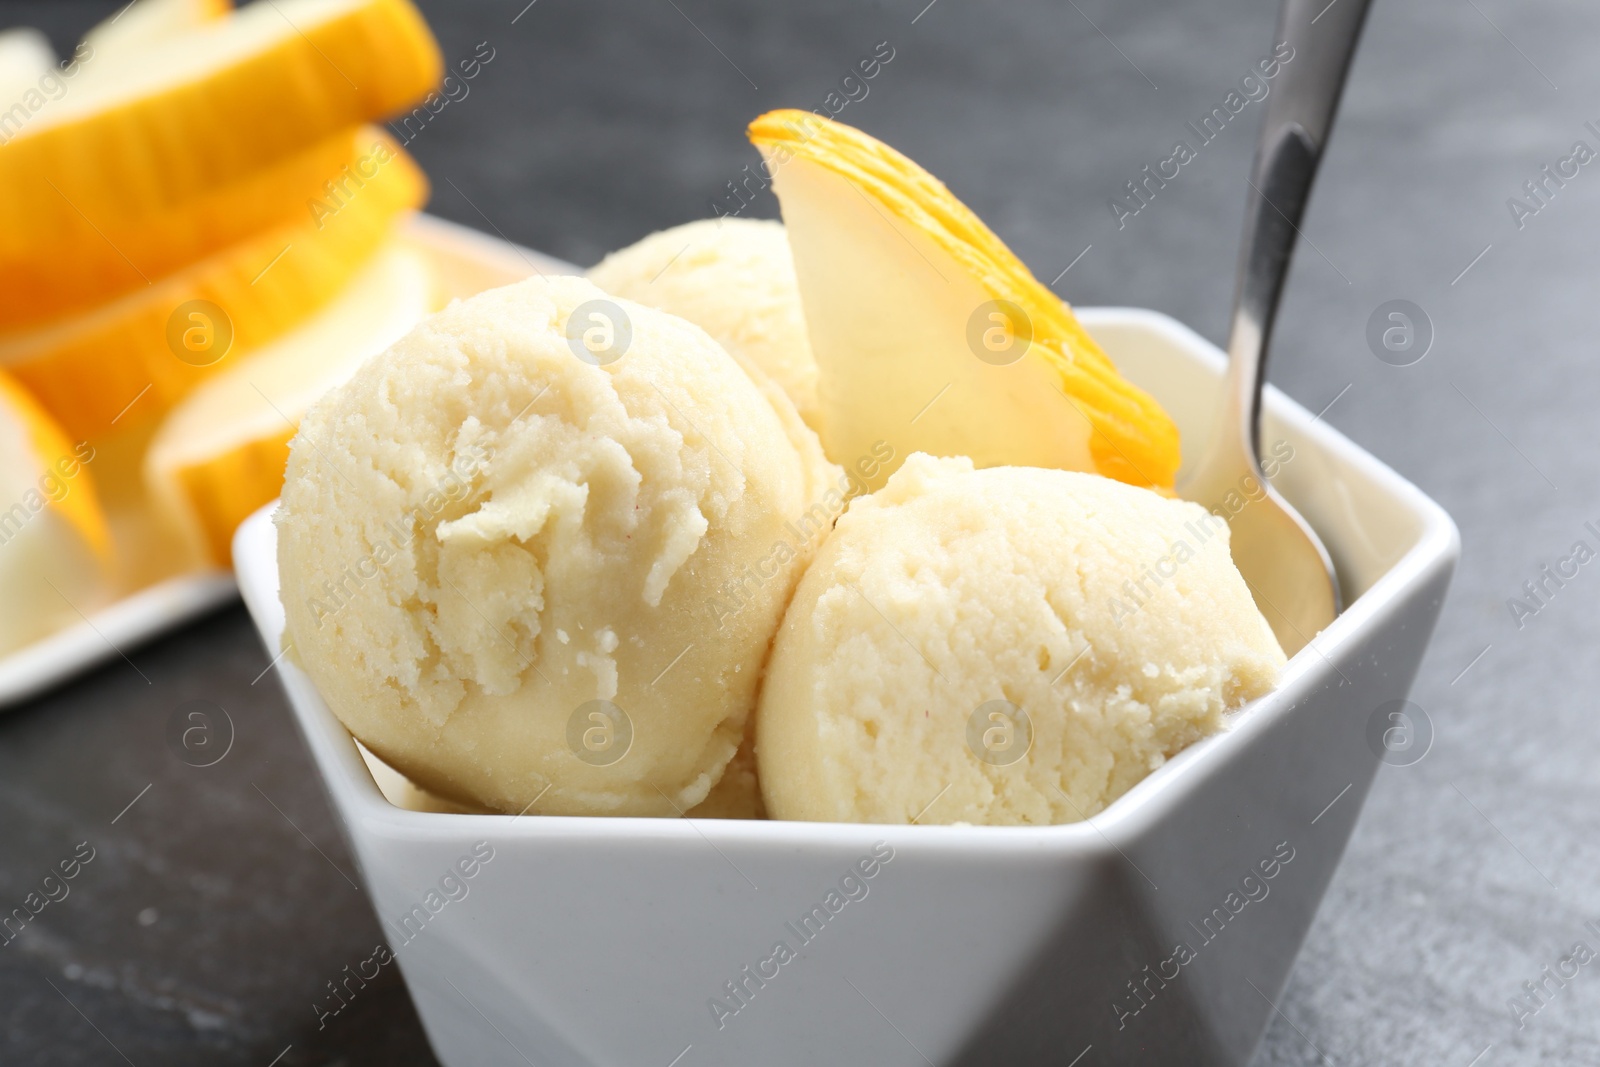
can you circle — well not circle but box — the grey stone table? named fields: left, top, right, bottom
left=1, top=0, right=1594, bottom=1063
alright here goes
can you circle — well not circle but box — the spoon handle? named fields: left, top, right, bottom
left=1225, top=0, right=1374, bottom=459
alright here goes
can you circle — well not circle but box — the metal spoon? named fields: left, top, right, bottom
left=1181, top=0, right=1372, bottom=656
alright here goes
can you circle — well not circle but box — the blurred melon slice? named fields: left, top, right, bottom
left=146, top=244, right=436, bottom=565
left=748, top=110, right=1179, bottom=492
left=1, top=126, right=409, bottom=331
left=0, top=0, right=439, bottom=303
left=0, top=29, right=54, bottom=97
left=0, top=129, right=427, bottom=440
left=0, top=371, right=113, bottom=655
left=83, top=0, right=233, bottom=58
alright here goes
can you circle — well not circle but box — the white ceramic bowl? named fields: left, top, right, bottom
left=235, top=302, right=1457, bottom=1067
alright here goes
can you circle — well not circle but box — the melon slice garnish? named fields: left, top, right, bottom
left=749, top=109, right=1179, bottom=492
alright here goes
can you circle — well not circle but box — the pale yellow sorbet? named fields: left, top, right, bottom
left=588, top=218, right=821, bottom=430
left=757, top=454, right=1285, bottom=825
left=276, top=275, right=838, bottom=817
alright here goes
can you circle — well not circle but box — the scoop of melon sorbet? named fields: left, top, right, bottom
left=276, top=274, right=838, bottom=817
left=757, top=453, right=1285, bottom=825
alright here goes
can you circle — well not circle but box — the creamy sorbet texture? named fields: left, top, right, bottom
left=589, top=217, right=820, bottom=430
left=276, top=275, right=837, bottom=817
left=756, top=454, right=1285, bottom=825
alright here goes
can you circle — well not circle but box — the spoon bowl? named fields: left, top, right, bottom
left=1185, top=453, right=1339, bottom=656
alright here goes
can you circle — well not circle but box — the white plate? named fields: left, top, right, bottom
left=0, top=214, right=575, bottom=708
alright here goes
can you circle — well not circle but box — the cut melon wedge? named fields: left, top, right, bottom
left=82, top=0, right=233, bottom=59
left=0, top=371, right=113, bottom=654
left=0, top=0, right=439, bottom=305
left=748, top=110, right=1179, bottom=492
left=0, top=129, right=426, bottom=440
left=146, top=244, right=436, bottom=565
left=1, top=126, right=410, bottom=331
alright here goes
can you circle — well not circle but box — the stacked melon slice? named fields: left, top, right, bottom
left=147, top=245, right=436, bottom=563
left=0, top=0, right=443, bottom=651
left=0, top=371, right=113, bottom=652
